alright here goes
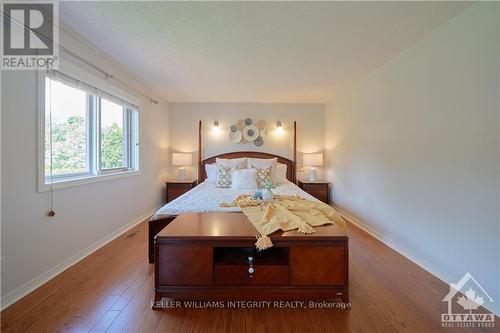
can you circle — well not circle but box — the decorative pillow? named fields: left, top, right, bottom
left=248, top=158, right=277, bottom=185
left=216, top=157, right=247, bottom=170
left=273, top=163, right=288, bottom=185
left=216, top=165, right=232, bottom=188
left=205, top=163, right=217, bottom=184
left=252, top=166, right=273, bottom=188
left=231, top=169, right=258, bottom=190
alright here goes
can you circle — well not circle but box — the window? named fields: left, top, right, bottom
left=42, top=72, right=139, bottom=189
left=44, top=79, right=89, bottom=178
left=100, top=99, right=126, bottom=170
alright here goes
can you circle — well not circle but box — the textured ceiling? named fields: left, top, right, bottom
left=59, top=1, right=469, bottom=103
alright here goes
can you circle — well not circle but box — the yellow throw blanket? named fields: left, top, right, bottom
left=220, top=195, right=345, bottom=250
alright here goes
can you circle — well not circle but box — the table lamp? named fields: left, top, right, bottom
left=303, top=153, right=323, bottom=182
left=172, top=153, right=192, bottom=180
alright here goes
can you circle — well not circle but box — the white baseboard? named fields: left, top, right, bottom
left=333, top=204, right=500, bottom=317
left=0, top=207, right=159, bottom=311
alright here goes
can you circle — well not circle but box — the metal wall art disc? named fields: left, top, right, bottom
left=230, top=125, right=238, bottom=132
left=229, top=130, right=242, bottom=143
left=256, top=120, right=267, bottom=130
left=244, top=118, right=253, bottom=126
left=236, top=119, right=245, bottom=130
left=254, top=136, right=264, bottom=146
left=243, top=124, right=259, bottom=141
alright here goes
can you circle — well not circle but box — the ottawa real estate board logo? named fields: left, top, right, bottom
left=442, top=272, right=496, bottom=328
left=1, top=1, right=58, bottom=69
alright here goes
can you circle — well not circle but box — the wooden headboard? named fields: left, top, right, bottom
left=197, top=121, right=297, bottom=184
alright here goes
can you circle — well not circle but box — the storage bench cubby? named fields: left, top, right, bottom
left=214, top=247, right=289, bottom=265
left=214, top=247, right=290, bottom=286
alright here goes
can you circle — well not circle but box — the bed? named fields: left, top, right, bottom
left=148, top=121, right=301, bottom=262
left=149, top=121, right=348, bottom=303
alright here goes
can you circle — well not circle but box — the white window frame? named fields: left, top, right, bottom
left=37, top=71, right=141, bottom=192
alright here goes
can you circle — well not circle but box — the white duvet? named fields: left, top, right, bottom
left=151, top=180, right=319, bottom=220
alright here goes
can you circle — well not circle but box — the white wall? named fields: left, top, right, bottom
left=169, top=103, right=325, bottom=180
left=325, top=3, right=499, bottom=314
left=0, top=26, right=170, bottom=307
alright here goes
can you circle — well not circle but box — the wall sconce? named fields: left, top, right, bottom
left=276, top=121, right=283, bottom=134
left=212, top=120, right=220, bottom=133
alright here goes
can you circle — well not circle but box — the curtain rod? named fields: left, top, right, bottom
left=1, top=10, right=159, bottom=105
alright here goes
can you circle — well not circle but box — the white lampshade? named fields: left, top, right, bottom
left=172, top=153, right=192, bottom=166
left=303, top=153, right=323, bottom=166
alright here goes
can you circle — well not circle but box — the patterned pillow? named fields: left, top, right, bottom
left=216, top=165, right=232, bottom=188
left=252, top=166, right=272, bottom=188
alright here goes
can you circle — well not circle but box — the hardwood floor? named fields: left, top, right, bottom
left=1, top=218, right=497, bottom=332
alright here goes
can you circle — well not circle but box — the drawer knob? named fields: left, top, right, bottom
left=248, top=256, right=255, bottom=278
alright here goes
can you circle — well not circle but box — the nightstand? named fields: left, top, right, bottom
left=297, top=180, right=329, bottom=204
left=165, top=179, right=197, bottom=203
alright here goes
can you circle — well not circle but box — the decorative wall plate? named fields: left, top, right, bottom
left=256, top=120, right=267, bottom=130
left=254, top=136, right=264, bottom=146
left=229, top=130, right=243, bottom=143
left=242, top=124, right=259, bottom=141
left=236, top=119, right=245, bottom=130
left=229, top=118, right=267, bottom=146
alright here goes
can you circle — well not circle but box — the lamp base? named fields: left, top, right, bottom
left=308, top=167, right=318, bottom=182
left=177, top=168, right=187, bottom=180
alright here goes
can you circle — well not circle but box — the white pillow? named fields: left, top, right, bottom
left=205, top=163, right=217, bottom=184
left=231, top=168, right=258, bottom=190
left=247, top=157, right=277, bottom=170
left=274, top=163, right=288, bottom=185
left=216, top=157, right=247, bottom=170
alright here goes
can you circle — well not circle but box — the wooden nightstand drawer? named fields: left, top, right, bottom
left=298, top=180, right=329, bottom=204
left=166, top=180, right=197, bottom=203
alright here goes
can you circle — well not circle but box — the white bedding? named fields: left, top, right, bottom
left=151, top=180, right=320, bottom=220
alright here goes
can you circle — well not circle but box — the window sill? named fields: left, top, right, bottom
left=38, top=170, right=141, bottom=192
